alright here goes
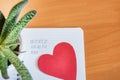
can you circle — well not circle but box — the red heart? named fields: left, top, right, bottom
left=38, top=42, right=77, bottom=80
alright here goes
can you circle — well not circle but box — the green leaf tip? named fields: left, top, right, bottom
left=7, top=0, right=28, bottom=20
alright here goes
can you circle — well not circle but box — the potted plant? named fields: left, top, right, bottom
left=0, top=0, right=37, bottom=80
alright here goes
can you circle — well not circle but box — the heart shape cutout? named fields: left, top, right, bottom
left=38, top=42, right=77, bottom=80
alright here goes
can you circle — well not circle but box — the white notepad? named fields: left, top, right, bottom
left=0, top=28, right=86, bottom=80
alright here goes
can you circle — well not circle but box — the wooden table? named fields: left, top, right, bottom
left=0, top=0, right=120, bottom=80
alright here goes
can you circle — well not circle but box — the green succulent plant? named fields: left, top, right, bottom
left=0, top=0, right=37, bottom=80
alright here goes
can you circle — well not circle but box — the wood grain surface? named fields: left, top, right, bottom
left=0, top=0, right=120, bottom=80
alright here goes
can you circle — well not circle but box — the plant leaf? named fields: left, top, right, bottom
left=0, top=53, right=9, bottom=79
left=2, top=10, right=36, bottom=44
left=0, top=11, right=5, bottom=35
left=0, top=0, right=28, bottom=43
left=1, top=47, right=32, bottom=80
